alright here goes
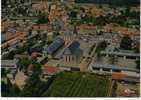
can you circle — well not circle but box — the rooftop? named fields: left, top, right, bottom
left=47, top=37, right=65, bottom=54
left=92, top=63, right=139, bottom=72
left=1, top=60, right=18, bottom=68
left=42, top=65, right=60, bottom=75
left=101, top=51, right=140, bottom=57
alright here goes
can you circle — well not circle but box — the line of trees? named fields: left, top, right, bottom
left=75, top=0, right=140, bottom=6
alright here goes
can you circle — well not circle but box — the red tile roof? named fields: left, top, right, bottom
left=32, top=24, right=52, bottom=31
left=43, top=65, right=60, bottom=75
left=112, top=72, right=126, bottom=80
left=78, top=24, right=96, bottom=30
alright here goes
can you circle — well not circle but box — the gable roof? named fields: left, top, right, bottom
left=47, top=37, right=65, bottom=54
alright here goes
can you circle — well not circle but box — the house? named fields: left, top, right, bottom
left=1, top=59, right=18, bottom=71
left=112, top=72, right=126, bottom=80
left=32, top=24, right=52, bottom=32
left=42, top=65, right=60, bottom=78
left=14, top=54, right=29, bottom=60
left=77, top=24, right=97, bottom=34
left=112, top=72, right=139, bottom=83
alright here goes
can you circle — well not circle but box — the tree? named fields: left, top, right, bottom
left=69, top=10, right=77, bottom=18
left=1, top=81, right=8, bottom=97
left=136, top=59, right=140, bottom=70
left=120, top=35, right=132, bottom=50
left=1, top=78, right=21, bottom=97
left=36, top=13, right=49, bottom=24
left=19, top=61, right=46, bottom=97
left=96, top=41, right=107, bottom=54
left=17, top=58, right=32, bottom=71
left=99, top=41, right=107, bottom=50
left=20, top=72, right=41, bottom=96
left=97, top=51, right=102, bottom=62
left=1, top=68, right=7, bottom=78
left=133, top=42, right=140, bottom=53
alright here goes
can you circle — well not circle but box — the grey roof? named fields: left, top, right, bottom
left=123, top=76, right=139, bottom=82
left=68, top=41, right=80, bottom=52
left=7, top=28, right=17, bottom=33
left=100, top=51, right=140, bottom=57
left=2, top=52, right=10, bottom=59
left=1, top=34, right=6, bottom=42
left=1, top=60, right=18, bottom=68
left=64, top=41, right=80, bottom=55
left=47, top=37, right=65, bottom=54
left=55, top=41, right=82, bottom=59
left=92, top=63, right=139, bottom=72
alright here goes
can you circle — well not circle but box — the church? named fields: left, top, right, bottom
left=61, top=41, right=83, bottom=68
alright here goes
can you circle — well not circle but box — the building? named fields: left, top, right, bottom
left=61, top=41, right=83, bottom=68
left=47, top=32, right=57, bottom=42
left=2, top=28, right=17, bottom=41
left=1, top=51, right=10, bottom=60
left=14, top=54, right=29, bottom=60
left=32, top=24, right=52, bottom=32
left=78, top=24, right=96, bottom=34
left=112, top=72, right=139, bottom=83
left=1, top=31, right=27, bottom=49
left=1, top=34, right=6, bottom=43
left=63, top=31, right=74, bottom=44
left=1, top=59, right=19, bottom=80
left=100, top=50, right=140, bottom=60
left=47, top=37, right=65, bottom=58
left=90, top=63, right=139, bottom=74
left=104, top=24, right=139, bottom=36
left=1, top=59, right=18, bottom=70
left=32, top=0, right=49, bottom=15
left=42, top=65, right=60, bottom=79
left=102, top=32, right=113, bottom=43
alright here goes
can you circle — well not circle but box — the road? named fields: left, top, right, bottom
left=79, top=44, right=97, bottom=72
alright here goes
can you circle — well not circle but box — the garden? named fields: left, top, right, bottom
left=42, top=72, right=111, bottom=97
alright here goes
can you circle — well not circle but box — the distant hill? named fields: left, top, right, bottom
left=75, top=0, right=140, bottom=6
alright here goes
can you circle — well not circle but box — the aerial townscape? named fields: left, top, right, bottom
left=1, top=0, right=140, bottom=97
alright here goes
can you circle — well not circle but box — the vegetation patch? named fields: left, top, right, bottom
left=42, top=72, right=111, bottom=97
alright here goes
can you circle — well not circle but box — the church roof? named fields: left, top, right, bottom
left=63, top=41, right=80, bottom=55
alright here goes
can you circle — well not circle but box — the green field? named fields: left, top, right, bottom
left=43, top=72, right=111, bottom=97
